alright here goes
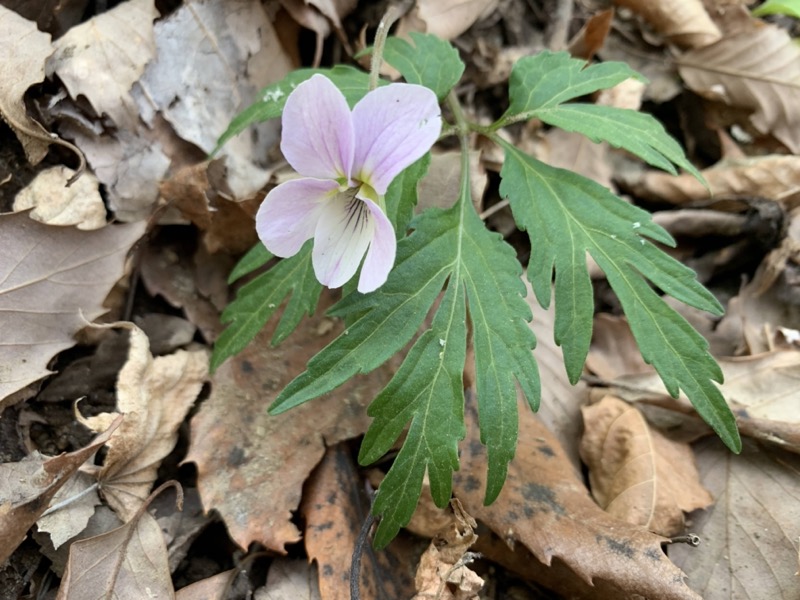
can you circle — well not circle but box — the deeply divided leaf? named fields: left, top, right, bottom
left=498, top=140, right=740, bottom=452
left=384, top=33, right=465, bottom=100
left=210, top=243, right=321, bottom=372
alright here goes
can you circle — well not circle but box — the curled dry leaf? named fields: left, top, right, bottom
left=13, top=166, right=106, bottom=230
left=79, top=323, right=208, bottom=521
left=0, top=416, right=121, bottom=564
left=398, top=0, right=499, bottom=41
left=678, top=23, right=800, bottom=154
left=630, top=155, right=800, bottom=208
left=580, top=396, right=713, bottom=536
left=56, top=506, right=173, bottom=600
left=613, top=0, right=721, bottom=49
left=185, top=291, right=399, bottom=553
left=453, top=394, right=699, bottom=599
left=669, top=439, right=800, bottom=599
left=0, top=212, right=145, bottom=406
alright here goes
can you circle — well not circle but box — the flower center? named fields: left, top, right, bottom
left=343, top=189, right=370, bottom=233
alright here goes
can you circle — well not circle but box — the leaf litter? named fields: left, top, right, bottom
left=4, top=0, right=800, bottom=597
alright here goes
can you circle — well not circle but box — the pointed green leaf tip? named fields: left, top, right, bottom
left=498, top=140, right=740, bottom=453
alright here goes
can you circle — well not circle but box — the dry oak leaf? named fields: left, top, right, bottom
left=0, top=212, right=146, bottom=407
left=185, top=291, right=399, bottom=553
left=678, top=23, right=800, bottom=154
left=0, top=5, right=53, bottom=163
left=56, top=506, right=173, bottom=600
left=79, top=323, right=208, bottom=522
left=13, top=166, right=106, bottom=230
left=630, top=155, right=800, bottom=208
left=580, top=396, right=713, bottom=537
left=0, top=416, right=121, bottom=564
left=46, top=0, right=158, bottom=130
left=613, top=0, right=721, bottom=49
left=453, top=394, right=700, bottom=600
left=301, top=444, right=417, bottom=600
left=669, top=438, right=800, bottom=599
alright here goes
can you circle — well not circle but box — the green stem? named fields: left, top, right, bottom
left=446, top=90, right=473, bottom=207
left=369, top=7, right=401, bottom=91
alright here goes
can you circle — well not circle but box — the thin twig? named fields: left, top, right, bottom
left=350, top=492, right=377, bottom=600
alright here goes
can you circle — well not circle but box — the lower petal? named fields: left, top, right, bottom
left=312, top=193, right=375, bottom=289
left=358, top=198, right=396, bottom=293
left=256, top=178, right=337, bottom=257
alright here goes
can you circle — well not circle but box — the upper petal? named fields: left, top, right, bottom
left=351, top=83, right=441, bottom=194
left=357, top=198, right=397, bottom=293
left=312, top=193, right=375, bottom=289
left=281, top=74, right=355, bottom=180
left=256, top=178, right=337, bottom=257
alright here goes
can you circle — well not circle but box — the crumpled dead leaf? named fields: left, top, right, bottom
left=0, top=417, right=121, bottom=564
left=185, top=291, right=399, bottom=553
left=412, top=499, right=483, bottom=600
left=79, top=322, right=208, bottom=521
left=0, top=212, right=145, bottom=407
left=678, top=23, right=800, bottom=153
left=13, top=165, right=106, bottom=230
left=613, top=0, right=721, bottom=49
left=580, top=396, right=713, bottom=536
left=669, top=438, right=800, bottom=599
left=0, top=5, right=53, bottom=163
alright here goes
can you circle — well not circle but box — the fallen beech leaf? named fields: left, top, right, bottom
left=56, top=506, right=173, bottom=599
left=0, top=212, right=145, bottom=406
left=453, top=394, right=699, bottom=599
left=580, top=396, right=713, bottom=536
left=185, top=291, right=398, bottom=553
left=678, top=23, right=800, bottom=153
left=13, top=166, right=106, bottom=230
left=301, top=445, right=416, bottom=600
left=412, top=500, right=482, bottom=600
left=0, top=6, right=52, bottom=163
left=631, top=155, right=800, bottom=207
left=613, top=0, right=721, bottom=49
left=398, top=0, right=498, bottom=41
left=257, top=560, right=321, bottom=600
left=670, top=439, right=800, bottom=599
left=46, top=0, right=157, bottom=130
left=0, top=417, right=120, bottom=564
left=79, top=323, right=208, bottom=521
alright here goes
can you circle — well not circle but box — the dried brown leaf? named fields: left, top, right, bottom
left=185, top=291, right=398, bottom=553
left=0, top=212, right=145, bottom=406
left=453, top=394, right=699, bottom=599
left=36, top=471, right=101, bottom=550
left=13, top=166, right=106, bottom=230
left=46, top=0, right=157, bottom=130
left=398, top=0, right=499, bottom=41
left=257, top=560, right=321, bottom=600
left=670, top=439, right=800, bottom=599
left=678, top=23, right=800, bottom=153
left=0, top=6, right=53, bottom=163
left=56, top=507, right=173, bottom=599
left=614, top=0, right=721, bottom=49
left=175, top=569, right=236, bottom=600
left=580, top=396, right=713, bottom=536
left=0, top=417, right=120, bottom=564
left=79, top=323, right=208, bottom=521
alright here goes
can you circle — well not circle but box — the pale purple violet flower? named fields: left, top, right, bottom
left=255, top=74, right=441, bottom=293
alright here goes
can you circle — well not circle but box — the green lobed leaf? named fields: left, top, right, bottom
left=213, top=65, right=374, bottom=155
left=383, top=33, right=465, bottom=100
left=753, top=0, right=800, bottom=18
left=385, top=153, right=430, bottom=235
left=498, top=140, right=740, bottom=452
left=228, top=242, right=272, bottom=284
left=210, top=243, right=321, bottom=372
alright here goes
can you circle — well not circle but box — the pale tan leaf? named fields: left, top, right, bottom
left=0, top=212, right=145, bottom=406
left=36, top=471, right=101, bottom=550
left=0, top=6, right=52, bottom=163
left=256, top=560, right=321, bottom=600
left=580, top=396, right=713, bottom=536
left=56, top=509, right=173, bottom=600
left=454, top=394, right=699, bottom=599
left=175, top=570, right=236, bottom=600
left=46, top=0, right=157, bottom=130
left=0, top=417, right=120, bottom=564
left=613, top=0, right=721, bottom=49
left=670, top=439, right=800, bottom=599
left=678, top=24, right=800, bottom=153
left=185, top=291, right=398, bottom=553
left=398, top=0, right=499, bottom=41
left=81, top=323, right=208, bottom=521
left=13, top=166, right=106, bottom=230
left=631, top=155, right=800, bottom=207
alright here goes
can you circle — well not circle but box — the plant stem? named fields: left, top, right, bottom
left=369, top=6, right=401, bottom=91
